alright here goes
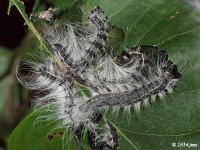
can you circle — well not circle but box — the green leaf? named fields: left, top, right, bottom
left=0, top=76, right=12, bottom=118
left=90, top=0, right=200, bottom=149
left=108, top=26, right=125, bottom=53
left=0, top=47, right=13, bottom=77
left=78, top=84, right=92, bottom=97
left=8, top=107, right=81, bottom=150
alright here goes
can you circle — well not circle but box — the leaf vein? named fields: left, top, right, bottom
left=156, top=28, right=200, bottom=46
left=119, top=127, right=200, bottom=137
left=134, top=6, right=177, bottom=46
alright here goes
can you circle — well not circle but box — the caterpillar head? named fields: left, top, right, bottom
left=162, top=60, right=181, bottom=79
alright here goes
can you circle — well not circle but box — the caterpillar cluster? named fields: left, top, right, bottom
left=17, top=6, right=181, bottom=150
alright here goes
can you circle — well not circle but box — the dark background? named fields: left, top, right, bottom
left=0, top=0, right=34, bottom=149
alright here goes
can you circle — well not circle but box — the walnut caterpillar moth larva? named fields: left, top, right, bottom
left=16, top=6, right=181, bottom=150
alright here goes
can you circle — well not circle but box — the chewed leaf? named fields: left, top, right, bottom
left=9, top=0, right=200, bottom=150
left=8, top=107, right=85, bottom=150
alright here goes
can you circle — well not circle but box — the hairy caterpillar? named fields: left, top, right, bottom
left=17, top=6, right=181, bottom=150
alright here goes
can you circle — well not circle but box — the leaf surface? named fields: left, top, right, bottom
left=8, top=108, right=82, bottom=150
